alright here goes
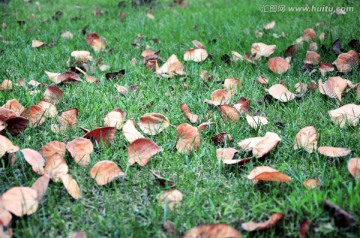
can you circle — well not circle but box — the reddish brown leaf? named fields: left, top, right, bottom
left=219, top=105, right=240, bottom=122
left=0, top=108, right=17, bottom=121
left=247, top=166, right=291, bottom=183
left=21, top=148, right=45, bottom=175
left=176, top=123, right=200, bottom=154
left=2, top=99, right=24, bottom=115
left=242, top=213, right=284, bottom=231
left=317, top=146, right=351, bottom=157
left=158, top=189, right=183, bottom=210
left=319, top=63, right=334, bottom=76
left=180, top=103, right=198, bottom=123
left=20, top=105, right=45, bottom=127
left=31, top=174, right=50, bottom=201
left=333, top=53, right=358, bottom=73
left=303, top=28, right=316, bottom=42
left=234, top=97, right=251, bottom=114
left=304, top=51, right=321, bottom=64
left=90, top=160, right=124, bottom=186
left=211, top=133, right=233, bottom=146
left=128, top=138, right=162, bottom=166
left=58, top=108, right=78, bottom=130
left=66, top=138, right=93, bottom=166
left=4, top=116, right=29, bottom=136
left=268, top=57, right=290, bottom=74
left=348, top=158, right=360, bottom=179
left=138, top=113, right=170, bottom=135
left=294, top=126, right=318, bottom=153
left=324, top=200, right=357, bottom=228
left=285, top=44, right=297, bottom=57
left=83, top=127, right=116, bottom=146
left=223, top=78, right=242, bottom=94
left=2, top=187, right=39, bottom=217
left=44, top=85, right=63, bottom=104
left=61, top=174, right=81, bottom=199
left=86, top=33, right=105, bottom=52
left=37, top=100, right=57, bottom=118
left=184, top=224, right=242, bottom=238
left=56, top=71, right=81, bottom=84
left=198, top=122, right=216, bottom=131
left=204, top=89, right=232, bottom=106
left=299, top=218, right=311, bottom=238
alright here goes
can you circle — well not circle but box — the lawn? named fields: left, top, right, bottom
left=1, top=0, right=360, bottom=237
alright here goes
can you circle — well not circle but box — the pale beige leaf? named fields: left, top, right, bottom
left=251, top=43, right=276, bottom=59
left=303, top=179, right=321, bottom=189
left=31, top=174, right=50, bottom=201
left=223, top=78, right=242, bottom=94
left=184, top=48, right=208, bottom=62
left=348, top=158, right=360, bottom=179
left=37, top=100, right=57, bottom=118
left=70, top=51, right=92, bottom=62
left=268, top=57, right=290, bottom=74
left=61, top=174, right=81, bottom=199
left=246, top=114, right=268, bottom=129
left=90, top=160, right=124, bottom=186
left=2, top=187, right=39, bottom=217
left=44, top=154, right=68, bottom=182
left=318, top=146, right=351, bottom=157
left=204, top=89, right=231, bottom=106
left=21, top=148, right=45, bottom=175
left=238, top=132, right=281, bottom=158
left=184, top=223, right=242, bottom=238
left=216, top=148, right=238, bottom=161
left=158, top=189, right=183, bottom=210
left=294, top=126, right=318, bottom=153
left=138, top=113, right=169, bottom=135
left=242, top=213, right=284, bottom=231
left=66, top=138, right=93, bottom=166
left=180, top=103, right=198, bottom=123
left=0, top=80, right=12, bottom=91
left=123, top=119, right=145, bottom=143
left=268, top=84, right=295, bottom=102
left=263, top=21, right=276, bottom=30
left=104, top=108, right=126, bottom=130
left=328, top=104, right=360, bottom=127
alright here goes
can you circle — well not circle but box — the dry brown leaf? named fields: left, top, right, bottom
left=318, top=146, right=351, bottom=157
left=37, top=100, right=57, bottom=118
left=0, top=198, right=12, bottom=227
left=268, top=57, right=290, bottom=74
left=216, top=148, right=238, bottom=161
left=294, top=82, right=308, bottom=94
left=303, top=179, right=321, bottom=189
left=0, top=107, right=17, bottom=120
left=176, top=123, right=200, bottom=154
left=58, top=108, right=78, bottom=130
left=192, top=40, right=205, bottom=49
left=44, top=85, right=63, bottom=104
left=83, top=127, right=116, bottom=146
left=294, top=126, right=318, bottom=153
left=31, top=174, right=50, bottom=201
left=128, top=138, right=163, bottom=166
left=328, top=104, right=360, bottom=127
left=184, top=223, right=242, bottom=238
left=211, top=133, right=233, bottom=146
left=299, top=218, right=311, bottom=238
left=257, top=75, right=268, bottom=85
left=303, top=28, right=316, bottom=42
left=304, top=51, right=321, bottom=64
left=247, top=166, right=291, bottom=183
left=251, top=43, right=276, bottom=59
left=21, top=148, right=45, bottom=175
left=238, top=132, right=281, bottom=158
left=61, top=174, right=81, bottom=199
left=0, top=80, right=12, bottom=91
left=318, top=76, right=348, bottom=102
left=231, top=51, right=244, bottom=62
left=180, top=103, right=198, bottom=123
left=138, top=113, right=170, bottom=135
left=86, top=33, right=105, bottom=52
left=44, top=154, right=68, bottom=182
left=184, top=48, right=208, bottom=62
left=20, top=105, right=45, bottom=127
left=241, top=213, right=284, bottom=231
left=158, top=189, right=183, bottom=210
left=2, top=187, right=39, bottom=217
left=104, top=108, right=126, bottom=129
left=90, top=160, right=124, bottom=186
left=246, top=114, right=268, bottom=129
left=268, top=84, right=295, bottom=102
left=61, top=31, right=73, bottom=39
left=156, top=54, right=186, bottom=78
left=219, top=105, right=240, bottom=122
left=0, top=135, right=19, bottom=158
left=234, top=97, right=251, bottom=114
left=40, top=141, right=66, bottom=161
left=320, top=63, right=333, bottom=77
left=263, top=21, right=276, bottom=30
left=55, top=71, right=82, bottom=84
left=333, top=53, right=358, bottom=73
left=348, top=50, right=359, bottom=65
left=66, top=138, right=93, bottom=166
left=198, top=122, right=216, bottom=131
left=204, top=89, right=231, bottom=106
left=44, top=71, right=60, bottom=82
left=2, top=99, right=24, bottom=115
left=31, top=39, right=45, bottom=48
left=71, top=50, right=92, bottom=62
left=223, top=78, right=242, bottom=94
left=123, top=119, right=145, bottom=143
left=348, top=158, right=360, bottom=179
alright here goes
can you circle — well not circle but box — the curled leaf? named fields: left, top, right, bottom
left=303, top=28, right=316, bottom=42
left=317, top=146, right=351, bottom=157
left=44, top=155, right=68, bottom=182
left=204, top=89, right=231, bottom=106
left=83, top=127, right=116, bottom=146
left=176, top=123, right=200, bottom=154
left=128, top=138, right=163, bottom=166
left=156, top=54, right=186, bottom=78
left=104, top=108, right=126, bottom=129
left=90, top=160, right=124, bottom=186
left=318, top=77, right=348, bottom=102
left=71, top=50, right=92, bottom=62
left=246, top=114, right=268, bottom=129
left=86, top=33, right=105, bottom=52
left=40, top=140, right=66, bottom=161
left=180, top=103, right=198, bottom=123
left=211, top=133, right=233, bottom=146
left=219, top=105, right=240, bottom=122
left=328, top=104, right=360, bottom=127
left=223, top=78, right=242, bottom=94
left=251, top=42, right=276, bottom=59
left=21, top=148, right=45, bottom=175
left=44, top=85, right=63, bottom=104
left=2, top=99, right=24, bottom=115
left=0, top=80, right=12, bottom=91
left=241, top=213, right=284, bottom=231
left=184, top=48, right=208, bottom=62
left=20, top=105, right=45, bottom=127
left=138, top=113, right=170, bottom=135
left=294, top=126, right=318, bottom=153
left=123, top=119, right=144, bottom=143
left=61, top=174, right=81, bottom=199
left=348, top=158, right=360, bottom=179
left=268, top=84, right=295, bottom=102
left=304, top=51, right=321, bottom=64
left=238, top=132, right=281, bottom=158
left=31, top=174, right=50, bottom=201
left=216, top=148, right=238, bottom=161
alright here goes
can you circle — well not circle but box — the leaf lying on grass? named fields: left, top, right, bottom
left=66, top=138, right=93, bottom=166
left=2, top=187, right=39, bottom=217
left=138, top=113, right=169, bottom=135
left=268, top=84, right=295, bottom=102
left=157, top=189, right=183, bottom=210
left=328, top=103, right=360, bottom=127
left=123, top=119, right=145, bottom=143
left=184, top=223, right=242, bottom=238
left=294, top=126, right=318, bottom=153
left=317, top=146, right=351, bottom=157
left=242, top=213, right=284, bottom=231
left=21, top=148, right=45, bottom=175
left=128, top=138, right=162, bottom=166
left=247, top=166, right=291, bottom=183
left=348, top=158, right=360, bottom=179
left=238, top=132, right=281, bottom=158
left=90, top=160, right=124, bottom=186
left=176, top=123, right=200, bottom=154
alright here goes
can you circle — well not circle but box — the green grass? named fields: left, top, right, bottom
left=1, top=0, right=360, bottom=237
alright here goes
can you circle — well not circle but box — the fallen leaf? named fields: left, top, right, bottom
left=4, top=116, right=29, bottom=136
left=71, top=50, right=93, bottom=62
left=0, top=108, right=17, bottom=121
left=304, top=51, right=321, bottom=64
left=257, top=75, right=268, bottom=85
left=242, top=213, right=284, bottom=231
left=58, top=108, right=78, bottom=130
left=216, top=148, right=238, bottom=161
left=156, top=54, right=186, bottom=78
left=184, top=48, right=208, bottom=62
left=268, top=84, right=295, bottom=102
left=61, top=174, right=81, bottom=199
left=333, top=52, right=358, bottom=73
left=2, top=99, right=24, bottom=115
left=238, top=132, right=281, bottom=158
left=234, top=97, right=251, bottom=114
left=31, top=39, right=46, bottom=48
left=55, top=71, right=82, bottom=84
left=104, top=108, right=126, bottom=129
left=251, top=43, right=276, bottom=59
left=219, top=105, right=240, bottom=122
left=37, top=100, right=57, bottom=118
left=176, top=123, right=200, bottom=154
left=40, top=141, right=66, bottom=161
left=43, top=85, right=63, bottom=104
left=180, top=103, right=198, bottom=123
left=198, top=121, right=216, bottom=131
left=247, top=166, right=291, bottom=183
left=211, top=133, right=233, bottom=146
left=0, top=135, right=19, bottom=159
left=86, top=33, right=105, bottom=52
left=323, top=200, right=357, bottom=228
left=318, top=76, right=348, bottom=103
left=294, top=82, right=308, bottom=94
left=105, top=70, right=126, bottom=80
left=303, top=179, right=321, bottom=189
left=21, top=148, right=45, bottom=175
left=138, top=113, right=170, bottom=135
left=268, top=57, right=290, bottom=74
left=90, top=160, right=124, bottom=186
left=158, top=189, right=183, bottom=210
left=231, top=51, right=244, bottom=61
left=294, top=126, right=318, bottom=153
left=128, top=138, right=163, bottom=166
left=68, top=231, right=87, bottom=238
left=31, top=174, right=50, bottom=201
left=44, top=154, right=68, bottom=182
left=348, top=158, right=360, bottom=179
left=246, top=114, right=268, bottom=129
left=66, top=138, right=93, bottom=166
left=2, top=187, right=39, bottom=217
left=223, top=78, right=242, bottom=94
left=192, top=40, right=205, bottom=49
left=328, top=104, right=360, bottom=127
left=204, top=89, right=231, bottom=106
left=317, top=146, right=351, bottom=157
left=299, top=218, right=311, bottom=238
left=20, top=105, right=45, bottom=127
left=0, top=198, right=12, bottom=227
left=61, top=31, right=73, bottom=39
left=83, top=127, right=116, bottom=146
left=150, top=170, right=176, bottom=188
left=123, top=119, right=145, bottom=143
left=184, top=223, right=242, bottom=238
left=0, top=80, right=12, bottom=91
left=285, top=44, right=297, bottom=58
left=303, top=28, right=316, bottom=42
